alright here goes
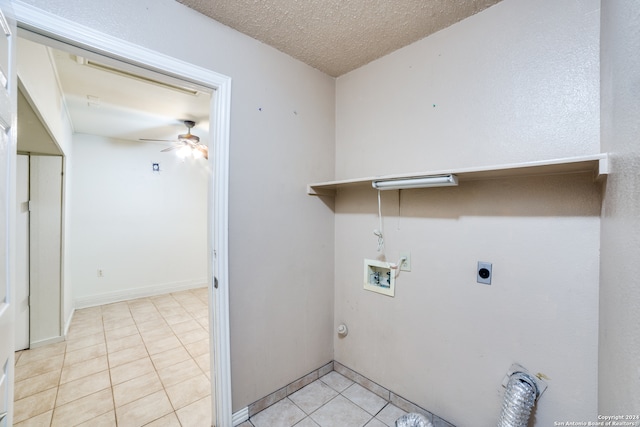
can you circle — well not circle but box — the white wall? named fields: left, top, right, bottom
left=334, top=176, right=601, bottom=426
left=334, top=0, right=602, bottom=425
left=70, top=134, right=208, bottom=306
left=336, top=0, right=600, bottom=179
left=599, top=0, right=640, bottom=414
left=18, top=0, right=336, bottom=411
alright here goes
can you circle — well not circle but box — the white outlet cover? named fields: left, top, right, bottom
left=399, top=251, right=411, bottom=272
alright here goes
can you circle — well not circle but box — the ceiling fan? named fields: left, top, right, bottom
left=141, top=120, right=208, bottom=159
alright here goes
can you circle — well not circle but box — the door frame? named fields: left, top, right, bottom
left=12, top=2, right=233, bottom=425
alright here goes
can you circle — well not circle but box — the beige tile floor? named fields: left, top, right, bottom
left=239, top=371, right=413, bottom=427
left=14, top=287, right=426, bottom=427
left=13, top=288, right=212, bottom=427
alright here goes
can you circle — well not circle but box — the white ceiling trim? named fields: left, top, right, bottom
left=43, top=44, right=75, bottom=135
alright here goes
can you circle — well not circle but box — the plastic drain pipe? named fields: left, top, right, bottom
left=497, top=372, right=539, bottom=427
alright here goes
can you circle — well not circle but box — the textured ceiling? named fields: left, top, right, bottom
left=176, top=0, right=503, bottom=77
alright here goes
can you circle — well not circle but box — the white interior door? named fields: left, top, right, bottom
left=29, top=155, right=62, bottom=347
left=0, top=0, right=17, bottom=425
left=15, top=154, right=28, bottom=350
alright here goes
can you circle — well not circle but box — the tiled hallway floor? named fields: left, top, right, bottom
left=240, top=371, right=411, bottom=427
left=15, top=287, right=422, bottom=427
left=13, top=287, right=212, bottom=426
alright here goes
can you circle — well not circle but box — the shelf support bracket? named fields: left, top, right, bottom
left=307, top=185, right=336, bottom=197
left=596, top=155, right=610, bottom=181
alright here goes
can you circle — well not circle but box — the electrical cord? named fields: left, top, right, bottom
left=389, top=256, right=408, bottom=270
left=374, top=189, right=384, bottom=252
left=372, top=189, right=408, bottom=278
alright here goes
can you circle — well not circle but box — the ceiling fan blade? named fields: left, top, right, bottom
left=196, top=145, right=209, bottom=159
left=160, top=145, right=181, bottom=152
left=146, top=121, right=207, bottom=159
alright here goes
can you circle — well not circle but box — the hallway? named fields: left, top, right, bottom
left=13, top=288, right=212, bottom=426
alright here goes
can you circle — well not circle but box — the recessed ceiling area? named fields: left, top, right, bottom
left=176, top=0, right=503, bottom=77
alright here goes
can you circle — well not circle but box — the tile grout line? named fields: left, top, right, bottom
left=103, top=304, right=117, bottom=427
left=49, top=340, right=66, bottom=427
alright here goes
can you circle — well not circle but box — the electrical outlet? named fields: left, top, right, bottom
left=97, top=269, right=104, bottom=277
left=399, top=251, right=411, bottom=271
left=477, top=262, right=492, bottom=285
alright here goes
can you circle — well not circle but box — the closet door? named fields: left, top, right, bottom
left=29, top=155, right=63, bottom=346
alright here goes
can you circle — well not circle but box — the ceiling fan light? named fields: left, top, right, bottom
left=192, top=147, right=203, bottom=159
left=155, top=120, right=207, bottom=161
left=177, top=145, right=191, bottom=159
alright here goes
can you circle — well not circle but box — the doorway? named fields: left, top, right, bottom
left=16, top=84, right=67, bottom=351
left=14, top=4, right=232, bottom=425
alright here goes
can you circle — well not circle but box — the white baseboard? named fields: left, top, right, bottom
left=232, top=407, right=249, bottom=426
left=30, top=335, right=65, bottom=349
left=73, top=279, right=208, bottom=309
left=63, top=308, right=75, bottom=338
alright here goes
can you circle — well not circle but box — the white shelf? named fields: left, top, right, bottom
left=307, top=154, right=609, bottom=196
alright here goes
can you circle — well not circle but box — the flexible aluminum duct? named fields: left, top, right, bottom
left=497, top=372, right=538, bottom=427
left=396, top=412, right=434, bottom=427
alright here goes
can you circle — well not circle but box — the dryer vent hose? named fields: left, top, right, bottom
left=396, top=412, right=433, bottom=427
left=497, top=372, right=537, bottom=427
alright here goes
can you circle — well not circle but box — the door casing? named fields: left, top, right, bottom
left=0, top=0, right=17, bottom=424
